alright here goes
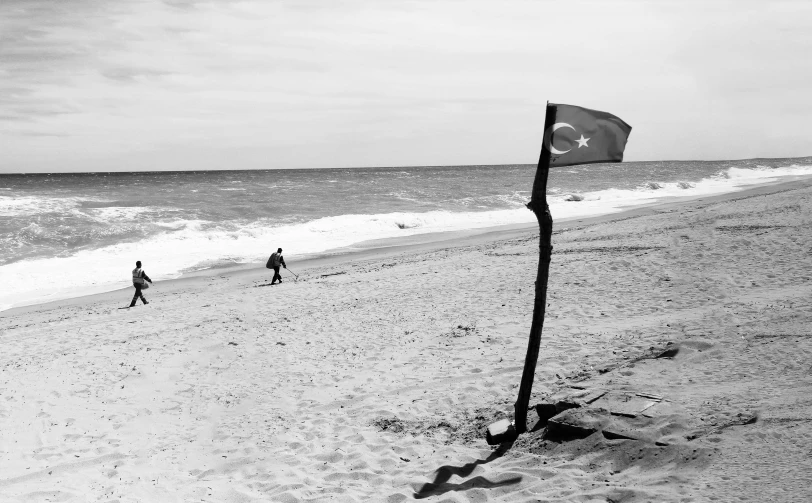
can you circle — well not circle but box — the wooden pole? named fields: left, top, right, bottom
left=514, top=103, right=555, bottom=433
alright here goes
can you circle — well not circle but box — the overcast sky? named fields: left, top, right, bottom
left=1, top=0, right=810, bottom=173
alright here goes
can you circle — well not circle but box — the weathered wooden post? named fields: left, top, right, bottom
left=513, top=104, right=555, bottom=433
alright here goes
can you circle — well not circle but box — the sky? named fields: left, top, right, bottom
left=1, top=0, right=811, bottom=173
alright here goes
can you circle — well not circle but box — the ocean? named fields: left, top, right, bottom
left=2, top=157, right=812, bottom=311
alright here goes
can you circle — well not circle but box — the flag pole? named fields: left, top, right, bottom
left=514, top=102, right=556, bottom=433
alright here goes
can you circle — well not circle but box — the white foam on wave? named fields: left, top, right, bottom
left=0, top=195, right=170, bottom=220
left=0, top=195, right=82, bottom=217
left=85, top=206, right=169, bottom=221
left=555, top=164, right=812, bottom=212
left=2, top=164, right=811, bottom=311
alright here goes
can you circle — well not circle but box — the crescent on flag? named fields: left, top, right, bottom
left=543, top=122, right=576, bottom=155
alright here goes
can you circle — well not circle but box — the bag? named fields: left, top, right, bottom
left=141, top=281, right=150, bottom=290
left=267, top=252, right=281, bottom=269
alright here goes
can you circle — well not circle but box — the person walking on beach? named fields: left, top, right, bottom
left=130, top=260, right=153, bottom=307
left=267, top=248, right=286, bottom=284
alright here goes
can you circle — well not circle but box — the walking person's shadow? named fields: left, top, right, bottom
left=412, top=441, right=522, bottom=499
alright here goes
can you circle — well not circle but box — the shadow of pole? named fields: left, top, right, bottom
left=412, top=441, right=522, bottom=499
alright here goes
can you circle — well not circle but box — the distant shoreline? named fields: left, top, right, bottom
left=4, top=174, right=810, bottom=318
left=5, top=159, right=812, bottom=313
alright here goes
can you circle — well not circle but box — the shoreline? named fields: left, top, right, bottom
left=4, top=174, right=811, bottom=318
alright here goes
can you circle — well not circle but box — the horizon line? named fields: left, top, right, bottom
left=1, top=155, right=811, bottom=176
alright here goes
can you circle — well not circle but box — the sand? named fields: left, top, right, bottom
left=2, top=178, right=812, bottom=502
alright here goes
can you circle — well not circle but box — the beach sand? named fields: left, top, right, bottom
left=2, top=178, right=811, bottom=502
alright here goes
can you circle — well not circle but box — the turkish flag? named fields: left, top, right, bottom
left=542, top=103, right=632, bottom=167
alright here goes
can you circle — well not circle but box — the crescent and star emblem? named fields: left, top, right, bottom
left=543, top=123, right=590, bottom=155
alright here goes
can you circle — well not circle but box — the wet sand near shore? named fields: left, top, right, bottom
left=1, top=178, right=811, bottom=502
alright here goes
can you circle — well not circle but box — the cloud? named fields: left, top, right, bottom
left=101, top=67, right=175, bottom=83
left=14, top=131, right=72, bottom=137
left=1, top=0, right=811, bottom=173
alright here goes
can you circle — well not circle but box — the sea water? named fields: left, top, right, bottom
left=2, top=157, right=812, bottom=311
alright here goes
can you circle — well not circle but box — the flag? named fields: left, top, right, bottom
left=541, top=103, right=631, bottom=167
